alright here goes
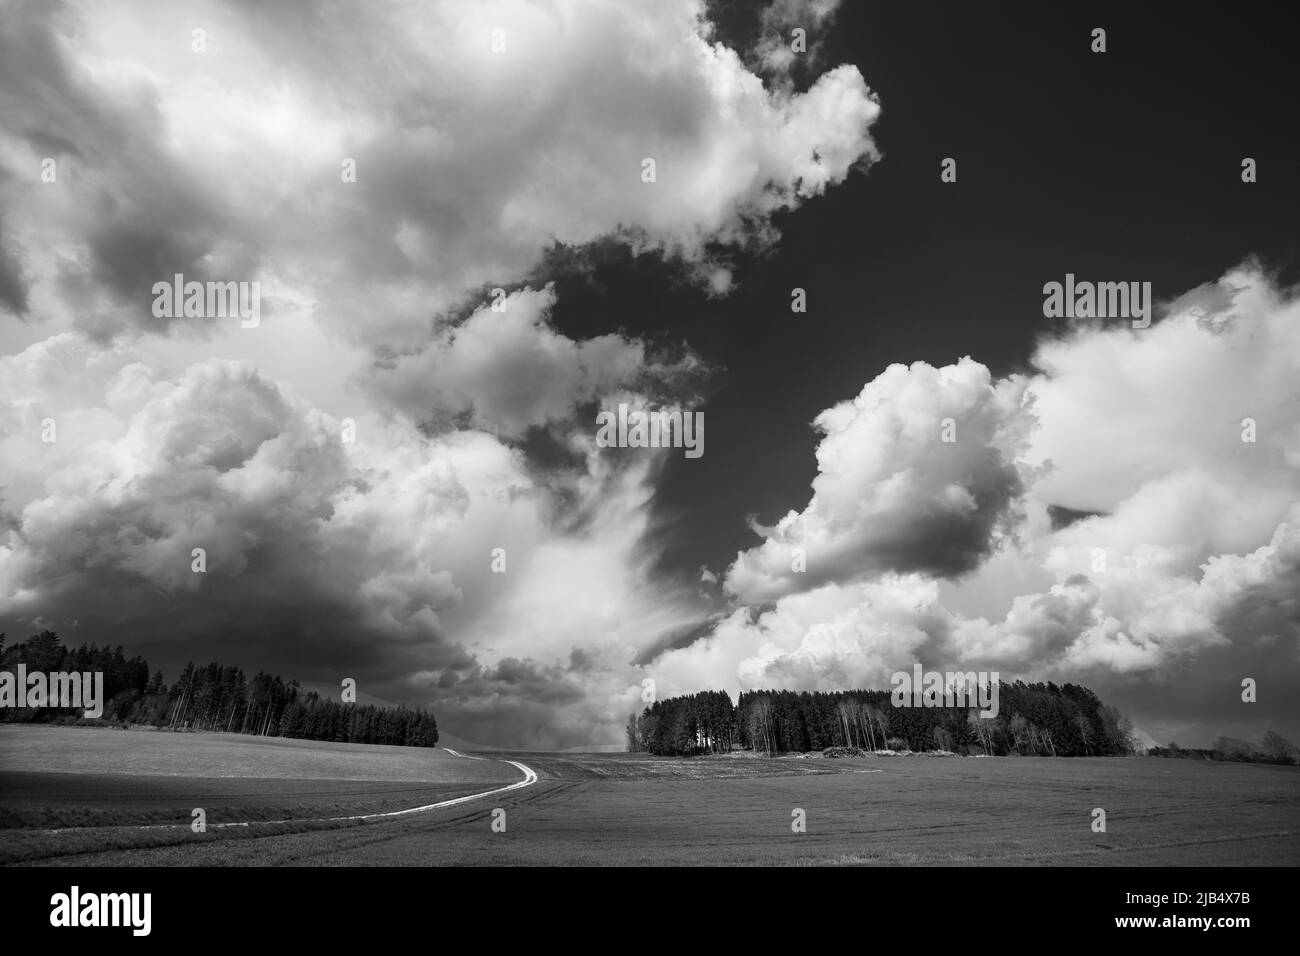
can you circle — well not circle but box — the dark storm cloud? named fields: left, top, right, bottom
left=422, top=652, right=638, bottom=750
left=1046, top=504, right=1107, bottom=532
left=0, top=218, right=28, bottom=317
left=0, top=1, right=257, bottom=337
left=0, top=355, right=470, bottom=698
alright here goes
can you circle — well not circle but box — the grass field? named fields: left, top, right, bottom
left=0, top=725, right=519, bottom=783
left=2, top=725, right=1297, bottom=866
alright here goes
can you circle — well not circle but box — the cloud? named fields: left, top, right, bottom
left=0, top=0, right=881, bottom=346
left=368, top=285, right=705, bottom=439
left=0, top=213, right=29, bottom=317
left=0, top=0, right=882, bottom=747
left=0, top=336, right=704, bottom=748
left=752, top=0, right=843, bottom=81
left=1026, top=263, right=1300, bottom=529
left=665, top=265, right=1300, bottom=745
left=724, top=358, right=1033, bottom=603
left=658, top=506, right=1299, bottom=743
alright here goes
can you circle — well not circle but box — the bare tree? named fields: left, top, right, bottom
left=837, top=699, right=856, bottom=747
left=967, top=709, right=993, bottom=753
left=748, top=698, right=775, bottom=756
left=871, top=707, right=889, bottom=752
left=1261, top=730, right=1298, bottom=764
left=1009, top=714, right=1029, bottom=754
left=1075, top=711, right=1093, bottom=755
left=1099, top=704, right=1138, bottom=755
left=1027, top=721, right=1044, bottom=755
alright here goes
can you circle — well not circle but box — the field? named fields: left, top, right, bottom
left=2, top=725, right=1297, bottom=866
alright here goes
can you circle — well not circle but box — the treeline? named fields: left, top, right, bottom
left=625, top=691, right=736, bottom=755
left=0, top=631, right=153, bottom=715
left=627, top=682, right=1138, bottom=757
left=0, top=631, right=438, bottom=748
left=1150, top=733, right=1297, bottom=765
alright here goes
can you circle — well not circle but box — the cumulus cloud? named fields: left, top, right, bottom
left=660, top=506, right=1299, bottom=740
left=1027, top=263, right=1300, bottom=528
left=664, top=265, right=1300, bottom=745
left=724, top=358, right=1034, bottom=603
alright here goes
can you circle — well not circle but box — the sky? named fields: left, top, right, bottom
left=1, top=0, right=1297, bottom=749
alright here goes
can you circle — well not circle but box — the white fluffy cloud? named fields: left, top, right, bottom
left=670, top=265, right=1300, bottom=744
left=1027, top=264, right=1300, bottom=535
left=724, top=358, right=1033, bottom=603
left=0, top=0, right=880, bottom=349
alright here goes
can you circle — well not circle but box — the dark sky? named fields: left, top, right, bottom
left=540, top=1, right=1300, bottom=587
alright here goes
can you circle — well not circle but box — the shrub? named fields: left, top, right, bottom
left=822, top=746, right=869, bottom=758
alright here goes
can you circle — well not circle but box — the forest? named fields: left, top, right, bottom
left=626, top=682, right=1141, bottom=757
left=0, top=630, right=439, bottom=748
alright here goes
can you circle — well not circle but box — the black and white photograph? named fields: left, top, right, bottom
left=0, top=0, right=1297, bottom=934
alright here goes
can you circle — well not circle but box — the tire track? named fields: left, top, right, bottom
left=30, top=758, right=537, bottom=835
